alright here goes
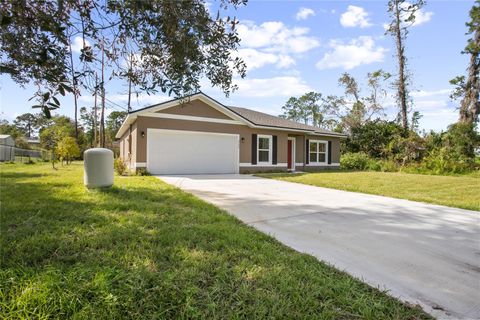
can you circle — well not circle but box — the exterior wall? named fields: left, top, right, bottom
left=156, top=99, right=232, bottom=120
left=131, top=116, right=342, bottom=173
left=293, top=134, right=341, bottom=171
left=119, top=122, right=137, bottom=170
left=135, top=116, right=289, bottom=166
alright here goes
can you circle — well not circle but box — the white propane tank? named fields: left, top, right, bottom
left=84, top=148, right=114, bottom=188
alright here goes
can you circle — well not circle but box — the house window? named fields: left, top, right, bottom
left=309, top=140, right=327, bottom=164
left=257, top=135, right=272, bottom=163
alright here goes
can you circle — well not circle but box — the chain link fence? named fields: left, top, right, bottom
left=0, top=144, right=51, bottom=163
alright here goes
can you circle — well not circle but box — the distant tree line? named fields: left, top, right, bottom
left=0, top=110, right=126, bottom=167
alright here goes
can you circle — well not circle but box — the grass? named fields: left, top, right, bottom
left=257, top=170, right=479, bottom=211
left=0, top=162, right=432, bottom=319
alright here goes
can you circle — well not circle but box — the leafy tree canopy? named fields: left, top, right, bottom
left=1, top=0, right=247, bottom=117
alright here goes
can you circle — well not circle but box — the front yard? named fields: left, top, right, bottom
left=257, top=171, right=479, bottom=211
left=0, top=162, right=431, bottom=319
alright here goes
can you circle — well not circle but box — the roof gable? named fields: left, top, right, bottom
left=115, top=92, right=346, bottom=139
left=156, top=99, right=234, bottom=120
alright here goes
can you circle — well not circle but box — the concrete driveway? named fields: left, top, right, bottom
left=158, top=174, right=480, bottom=319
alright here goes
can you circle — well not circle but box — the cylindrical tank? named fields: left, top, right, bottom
left=84, top=148, right=114, bottom=188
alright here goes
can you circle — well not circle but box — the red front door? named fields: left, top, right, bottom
left=287, top=140, right=293, bottom=169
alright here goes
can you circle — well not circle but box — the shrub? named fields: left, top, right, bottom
left=135, top=168, right=150, bottom=176
left=346, top=120, right=403, bottom=158
left=340, top=152, right=370, bottom=170
left=443, top=122, right=479, bottom=162
left=114, top=158, right=128, bottom=176
left=366, top=159, right=398, bottom=172
left=420, top=148, right=473, bottom=174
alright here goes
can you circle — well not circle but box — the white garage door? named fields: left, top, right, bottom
left=147, top=129, right=239, bottom=175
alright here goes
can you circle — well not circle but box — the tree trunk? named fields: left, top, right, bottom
left=69, top=40, right=79, bottom=141
left=394, top=0, right=409, bottom=131
left=460, top=27, right=480, bottom=124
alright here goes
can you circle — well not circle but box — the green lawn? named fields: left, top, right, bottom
left=0, top=162, right=431, bottom=319
left=257, top=171, right=479, bottom=211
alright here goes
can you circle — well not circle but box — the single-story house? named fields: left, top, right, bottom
left=116, top=92, right=346, bottom=174
left=0, top=134, right=15, bottom=162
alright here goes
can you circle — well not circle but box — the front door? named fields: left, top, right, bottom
left=287, top=139, right=294, bottom=170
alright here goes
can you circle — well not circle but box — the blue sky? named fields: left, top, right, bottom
left=0, top=0, right=474, bottom=132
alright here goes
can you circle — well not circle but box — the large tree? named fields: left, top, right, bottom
left=386, top=0, right=425, bottom=131
left=451, top=1, right=480, bottom=124
left=280, top=92, right=337, bottom=129
left=327, top=70, right=390, bottom=133
left=0, top=0, right=247, bottom=117
left=106, top=111, right=127, bottom=143
left=13, top=113, right=38, bottom=137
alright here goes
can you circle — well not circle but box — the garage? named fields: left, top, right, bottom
left=147, top=129, right=239, bottom=174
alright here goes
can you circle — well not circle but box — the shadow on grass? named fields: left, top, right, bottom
left=0, top=164, right=432, bottom=319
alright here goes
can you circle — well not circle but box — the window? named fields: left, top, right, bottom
left=309, top=140, right=327, bottom=164
left=257, top=135, right=272, bottom=163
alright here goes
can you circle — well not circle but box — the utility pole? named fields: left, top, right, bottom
left=127, top=53, right=133, bottom=113
left=93, top=73, right=98, bottom=147
left=100, top=40, right=106, bottom=148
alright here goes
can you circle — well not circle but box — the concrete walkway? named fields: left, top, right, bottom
left=158, top=174, right=480, bottom=319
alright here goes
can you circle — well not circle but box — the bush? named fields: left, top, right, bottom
left=114, top=158, right=128, bottom=176
left=365, top=159, right=398, bottom=172
left=340, top=152, right=370, bottom=170
left=135, top=168, right=150, bottom=176
left=420, top=148, right=473, bottom=174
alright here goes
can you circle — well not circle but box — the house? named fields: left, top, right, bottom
left=116, top=92, right=346, bottom=174
left=0, top=134, right=15, bottom=162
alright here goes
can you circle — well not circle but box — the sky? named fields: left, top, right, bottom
left=0, top=0, right=474, bottom=132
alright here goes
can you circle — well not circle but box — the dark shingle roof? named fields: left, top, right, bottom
left=226, top=106, right=345, bottom=136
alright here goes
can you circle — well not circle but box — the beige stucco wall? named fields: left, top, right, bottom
left=118, top=122, right=137, bottom=169
left=156, top=99, right=232, bottom=120
left=123, top=113, right=342, bottom=172
left=134, top=116, right=290, bottom=164
left=294, top=135, right=341, bottom=167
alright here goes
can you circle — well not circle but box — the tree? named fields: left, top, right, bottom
left=280, top=92, right=337, bottom=129
left=57, top=136, right=80, bottom=164
left=39, top=115, right=84, bottom=167
left=14, top=113, right=38, bottom=137
left=80, top=106, right=97, bottom=147
left=0, top=119, right=22, bottom=138
left=0, top=0, right=247, bottom=117
left=328, top=71, right=390, bottom=133
left=106, top=111, right=127, bottom=143
left=452, top=1, right=480, bottom=124
left=410, top=110, right=423, bottom=133
left=443, top=122, right=479, bottom=161
left=346, top=120, right=403, bottom=158
left=386, top=0, right=425, bottom=131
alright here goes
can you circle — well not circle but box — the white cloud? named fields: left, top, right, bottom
left=340, top=6, right=372, bottom=28
left=296, top=7, right=315, bottom=20
left=231, top=76, right=313, bottom=98
left=233, top=49, right=295, bottom=71
left=411, top=89, right=451, bottom=98
left=383, top=2, right=433, bottom=29
left=237, top=20, right=320, bottom=54
left=70, top=36, right=91, bottom=54
left=236, top=20, right=319, bottom=72
left=316, top=36, right=387, bottom=70
left=401, top=2, right=433, bottom=26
